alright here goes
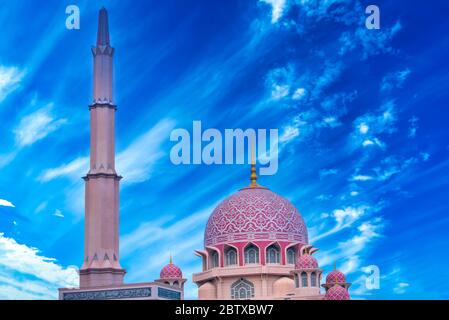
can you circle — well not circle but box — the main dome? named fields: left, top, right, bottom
left=204, top=186, right=308, bottom=246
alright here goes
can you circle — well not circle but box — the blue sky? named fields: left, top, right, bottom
left=0, top=0, right=448, bottom=299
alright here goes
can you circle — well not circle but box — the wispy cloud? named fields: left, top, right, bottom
left=14, top=105, right=67, bottom=147
left=311, top=205, right=370, bottom=242
left=53, top=209, right=64, bottom=218
left=381, top=68, right=411, bottom=93
left=0, top=65, right=24, bottom=103
left=117, top=118, right=176, bottom=184
left=39, top=157, right=88, bottom=182
left=260, top=0, right=287, bottom=23
left=393, top=282, right=410, bottom=295
left=39, top=118, right=176, bottom=185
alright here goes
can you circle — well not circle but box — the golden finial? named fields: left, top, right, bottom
left=170, top=252, right=173, bottom=265
left=249, top=143, right=258, bottom=187
left=334, top=261, right=337, bottom=270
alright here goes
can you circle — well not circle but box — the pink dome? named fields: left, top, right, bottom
left=326, top=269, right=346, bottom=285
left=295, top=254, right=318, bottom=269
left=204, top=187, right=308, bottom=246
left=325, top=284, right=350, bottom=300
left=160, top=262, right=182, bottom=279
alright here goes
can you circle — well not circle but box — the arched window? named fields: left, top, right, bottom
left=231, top=278, right=255, bottom=300
left=211, top=251, right=219, bottom=268
left=311, top=272, right=317, bottom=287
left=225, top=247, right=237, bottom=266
left=173, top=280, right=179, bottom=287
left=301, top=272, right=308, bottom=287
left=266, top=244, right=280, bottom=264
left=294, top=275, right=299, bottom=288
left=244, top=244, right=259, bottom=264
left=287, top=247, right=296, bottom=264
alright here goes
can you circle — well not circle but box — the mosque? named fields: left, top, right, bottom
left=58, top=8, right=350, bottom=300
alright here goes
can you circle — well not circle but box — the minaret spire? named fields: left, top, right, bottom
left=92, top=7, right=114, bottom=105
left=80, top=8, right=125, bottom=289
left=97, top=7, right=110, bottom=46
left=249, top=143, right=259, bottom=188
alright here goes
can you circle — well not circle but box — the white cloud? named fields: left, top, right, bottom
left=117, top=118, right=176, bottom=184
left=0, top=199, right=15, bottom=208
left=317, top=217, right=383, bottom=277
left=14, top=105, right=67, bottom=147
left=319, top=168, right=338, bottom=178
left=38, top=118, right=176, bottom=185
left=310, top=61, right=343, bottom=100
left=39, top=157, right=88, bottom=182
left=265, top=65, right=294, bottom=101
left=311, top=205, right=369, bottom=242
left=339, top=21, right=402, bottom=59
left=408, top=116, right=419, bottom=138
left=53, top=209, right=64, bottom=218
left=0, top=233, right=78, bottom=299
left=292, top=87, right=306, bottom=100
left=352, top=100, right=398, bottom=149
left=381, top=68, right=411, bottom=93
left=260, top=0, right=287, bottom=23
left=351, top=174, right=374, bottom=181
left=271, top=84, right=290, bottom=99
left=279, top=125, right=299, bottom=143
left=362, top=138, right=385, bottom=149
left=359, top=123, right=369, bottom=134
left=0, top=66, right=24, bottom=103
left=393, top=282, right=409, bottom=294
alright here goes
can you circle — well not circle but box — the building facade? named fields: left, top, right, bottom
left=192, top=161, right=351, bottom=300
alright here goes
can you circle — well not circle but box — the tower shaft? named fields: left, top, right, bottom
left=79, top=8, right=125, bottom=288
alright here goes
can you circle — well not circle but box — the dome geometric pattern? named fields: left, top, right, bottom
left=326, top=269, right=346, bottom=284
left=160, top=263, right=182, bottom=279
left=325, top=284, right=350, bottom=300
left=295, top=254, right=318, bottom=269
left=204, top=187, right=308, bottom=246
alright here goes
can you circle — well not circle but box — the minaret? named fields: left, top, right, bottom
left=79, top=8, right=125, bottom=288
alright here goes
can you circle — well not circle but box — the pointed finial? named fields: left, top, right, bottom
left=97, top=7, right=110, bottom=46
left=249, top=143, right=258, bottom=187
left=334, top=261, right=337, bottom=270
left=169, top=253, right=173, bottom=265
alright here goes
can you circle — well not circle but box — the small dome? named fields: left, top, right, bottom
left=160, top=261, right=182, bottom=279
left=273, top=277, right=295, bottom=296
left=325, top=284, right=350, bottom=300
left=295, top=254, right=318, bottom=269
left=326, top=269, right=346, bottom=285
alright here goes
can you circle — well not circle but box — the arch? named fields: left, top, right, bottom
left=231, top=278, right=254, bottom=300
left=294, top=274, right=299, bottom=288
left=210, top=250, right=219, bottom=268
left=173, top=280, right=179, bottom=287
left=286, top=247, right=296, bottom=265
left=266, top=243, right=280, bottom=264
left=311, top=272, right=317, bottom=287
left=225, top=247, right=238, bottom=266
left=301, top=272, right=308, bottom=287
left=244, top=243, right=259, bottom=264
